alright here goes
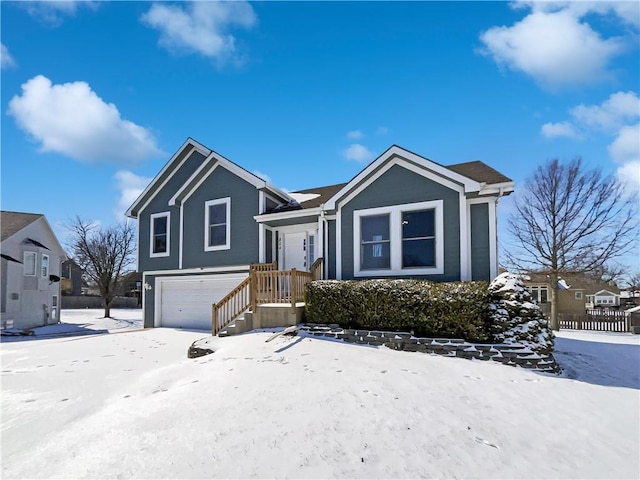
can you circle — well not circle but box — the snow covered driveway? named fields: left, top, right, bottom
left=1, top=317, right=638, bottom=479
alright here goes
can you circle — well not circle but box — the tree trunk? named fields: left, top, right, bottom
left=104, top=298, right=112, bottom=318
left=550, top=275, right=559, bottom=331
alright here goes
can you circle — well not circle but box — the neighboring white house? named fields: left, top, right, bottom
left=585, top=289, right=621, bottom=309
left=1, top=211, right=66, bottom=330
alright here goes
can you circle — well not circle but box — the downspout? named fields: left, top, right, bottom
left=320, top=205, right=328, bottom=280
left=494, top=186, right=506, bottom=278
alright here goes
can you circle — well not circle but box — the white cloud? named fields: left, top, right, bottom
left=515, top=1, right=640, bottom=28
left=23, top=1, right=98, bottom=26
left=616, top=161, right=640, bottom=197
left=540, top=121, right=581, bottom=139
left=252, top=170, right=271, bottom=184
left=141, top=1, right=257, bottom=63
left=608, top=123, right=640, bottom=165
left=479, top=8, right=626, bottom=88
left=8, top=75, right=163, bottom=165
left=114, top=170, right=152, bottom=220
left=1, top=43, right=15, bottom=69
left=570, top=91, right=640, bottom=132
left=346, top=130, right=364, bottom=140
left=343, top=144, right=373, bottom=163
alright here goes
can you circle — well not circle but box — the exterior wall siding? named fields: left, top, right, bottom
left=138, top=151, right=207, bottom=273
left=143, top=274, right=155, bottom=328
left=182, top=166, right=260, bottom=268
left=339, top=164, right=461, bottom=281
left=327, top=219, right=337, bottom=279
left=470, top=203, right=490, bottom=281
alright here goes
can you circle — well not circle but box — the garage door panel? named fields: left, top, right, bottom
left=158, top=274, right=247, bottom=329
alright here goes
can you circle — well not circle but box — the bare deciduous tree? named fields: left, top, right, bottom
left=506, top=158, right=638, bottom=330
left=67, top=217, right=136, bottom=318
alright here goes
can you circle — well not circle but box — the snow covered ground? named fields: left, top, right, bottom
left=1, top=308, right=143, bottom=339
left=1, top=309, right=639, bottom=479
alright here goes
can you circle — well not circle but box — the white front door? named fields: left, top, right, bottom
left=284, top=232, right=307, bottom=271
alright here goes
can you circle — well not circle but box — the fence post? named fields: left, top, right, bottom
left=212, top=303, right=217, bottom=335
left=251, top=270, right=257, bottom=312
left=291, top=268, right=297, bottom=313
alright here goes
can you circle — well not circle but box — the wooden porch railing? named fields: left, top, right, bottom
left=211, top=259, right=323, bottom=334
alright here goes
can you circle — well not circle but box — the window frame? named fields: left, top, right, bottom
left=575, top=291, right=583, bottom=300
left=23, top=251, right=37, bottom=276
left=149, top=212, right=171, bottom=258
left=353, top=200, right=444, bottom=277
left=41, top=254, right=49, bottom=278
left=204, top=197, right=231, bottom=252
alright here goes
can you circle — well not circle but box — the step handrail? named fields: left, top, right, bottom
left=211, top=259, right=323, bottom=334
left=212, top=276, right=251, bottom=335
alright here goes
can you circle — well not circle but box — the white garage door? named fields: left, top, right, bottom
left=157, top=274, right=247, bottom=330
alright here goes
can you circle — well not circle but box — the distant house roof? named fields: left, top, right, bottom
left=524, top=272, right=621, bottom=295
left=1, top=211, right=43, bottom=242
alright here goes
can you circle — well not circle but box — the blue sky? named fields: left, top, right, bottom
left=1, top=1, right=639, bottom=269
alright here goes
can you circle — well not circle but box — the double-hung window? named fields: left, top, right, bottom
left=23, top=251, right=36, bottom=276
left=353, top=200, right=443, bottom=276
left=528, top=286, right=548, bottom=304
left=150, top=212, right=170, bottom=257
left=205, top=198, right=231, bottom=251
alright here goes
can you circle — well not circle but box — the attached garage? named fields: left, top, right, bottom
left=154, top=274, right=248, bottom=330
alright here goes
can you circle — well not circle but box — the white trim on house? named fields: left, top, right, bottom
left=149, top=212, right=171, bottom=258
left=168, top=150, right=293, bottom=208
left=204, top=197, right=231, bottom=252
left=254, top=207, right=323, bottom=223
left=127, top=140, right=210, bottom=218
left=325, top=146, right=481, bottom=210
left=336, top=207, right=342, bottom=279
left=352, top=200, right=444, bottom=277
left=179, top=205, right=184, bottom=269
left=478, top=181, right=514, bottom=197
left=144, top=265, right=251, bottom=276
left=466, top=197, right=498, bottom=280
left=458, top=192, right=469, bottom=281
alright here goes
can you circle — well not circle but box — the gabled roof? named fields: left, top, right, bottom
left=292, top=183, right=349, bottom=209
left=323, top=145, right=512, bottom=210
left=1, top=211, right=43, bottom=242
left=126, top=138, right=211, bottom=218
left=447, top=160, right=512, bottom=184
left=126, top=137, right=293, bottom=218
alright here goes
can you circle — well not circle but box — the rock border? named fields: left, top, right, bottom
left=299, top=324, right=560, bottom=373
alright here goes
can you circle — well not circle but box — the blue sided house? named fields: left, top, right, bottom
left=126, top=138, right=513, bottom=332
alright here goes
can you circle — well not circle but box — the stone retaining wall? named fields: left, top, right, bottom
left=299, top=324, right=559, bottom=373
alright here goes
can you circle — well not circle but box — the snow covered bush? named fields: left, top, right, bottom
left=488, top=272, right=554, bottom=356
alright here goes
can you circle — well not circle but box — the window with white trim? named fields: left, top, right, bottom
left=308, top=235, right=315, bottom=266
left=528, top=286, right=548, bottom=304
left=41, top=254, right=49, bottom=278
left=205, top=197, right=231, bottom=251
left=24, top=251, right=36, bottom=276
left=353, top=200, right=444, bottom=276
left=150, top=212, right=170, bottom=257
left=575, top=291, right=583, bottom=300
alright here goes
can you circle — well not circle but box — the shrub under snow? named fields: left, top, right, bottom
left=489, top=272, right=554, bottom=356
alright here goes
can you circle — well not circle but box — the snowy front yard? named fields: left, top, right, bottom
left=1, top=310, right=639, bottom=479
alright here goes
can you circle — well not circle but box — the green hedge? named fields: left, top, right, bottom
left=304, top=279, right=492, bottom=343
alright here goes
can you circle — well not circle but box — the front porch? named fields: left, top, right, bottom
left=212, top=259, right=323, bottom=336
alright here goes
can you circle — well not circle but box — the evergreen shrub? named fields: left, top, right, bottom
left=304, top=279, right=492, bottom=342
